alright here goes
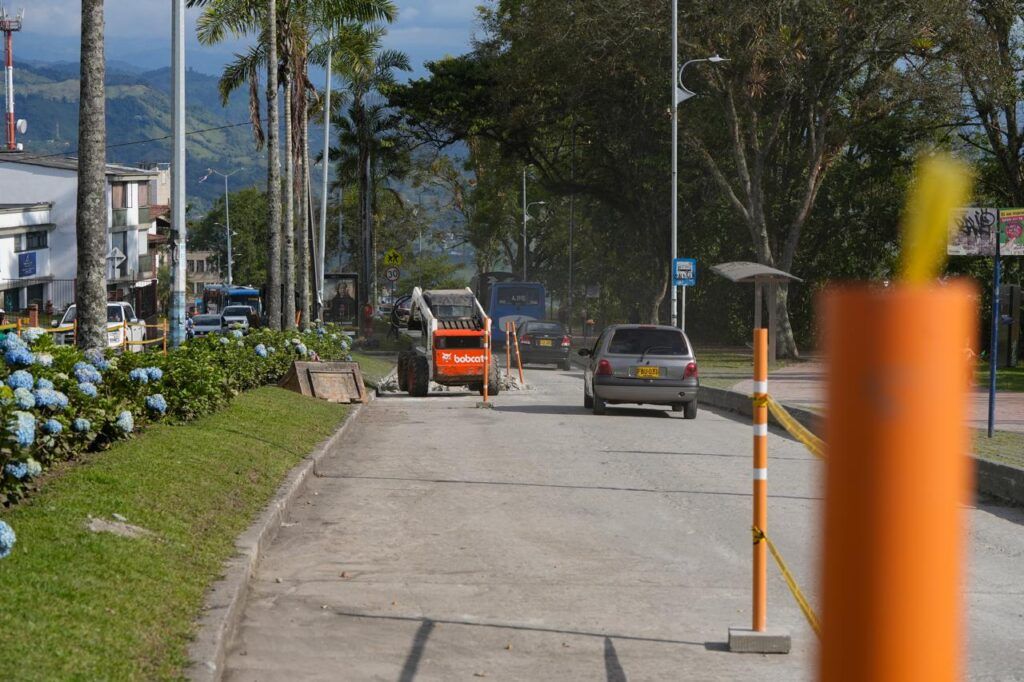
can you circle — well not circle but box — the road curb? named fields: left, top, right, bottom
left=185, top=399, right=369, bottom=681
left=698, top=385, right=1024, bottom=507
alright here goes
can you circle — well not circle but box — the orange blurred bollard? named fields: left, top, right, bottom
left=752, top=328, right=768, bottom=632
left=482, top=317, right=491, bottom=403
left=506, top=322, right=512, bottom=377
left=819, top=282, right=976, bottom=682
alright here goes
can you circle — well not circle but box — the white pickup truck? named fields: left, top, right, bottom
left=52, top=302, right=147, bottom=350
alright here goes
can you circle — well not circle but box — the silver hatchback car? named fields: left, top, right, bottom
left=579, top=324, right=699, bottom=418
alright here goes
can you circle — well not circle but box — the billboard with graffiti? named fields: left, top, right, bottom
left=948, top=207, right=998, bottom=256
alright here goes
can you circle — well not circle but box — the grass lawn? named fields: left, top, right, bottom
left=974, top=365, right=1024, bottom=393
left=698, top=349, right=794, bottom=389
left=972, top=429, right=1024, bottom=469
left=351, top=351, right=396, bottom=387
left=0, top=387, right=348, bottom=680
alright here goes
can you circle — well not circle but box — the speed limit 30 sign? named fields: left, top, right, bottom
left=385, top=266, right=401, bottom=282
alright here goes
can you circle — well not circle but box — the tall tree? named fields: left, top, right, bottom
left=282, top=73, right=297, bottom=328
left=75, top=0, right=107, bottom=349
left=267, top=0, right=282, bottom=329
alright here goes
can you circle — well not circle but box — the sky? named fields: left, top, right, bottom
left=12, top=1, right=480, bottom=77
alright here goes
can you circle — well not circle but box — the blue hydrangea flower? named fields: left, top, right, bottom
left=21, top=327, right=45, bottom=344
left=295, top=344, right=308, bottom=356
left=219, top=337, right=229, bottom=345
left=9, top=411, right=35, bottom=448
left=5, top=461, right=28, bottom=479
left=232, top=329, right=244, bottom=339
left=4, top=346, right=35, bottom=366
left=83, top=348, right=111, bottom=371
left=77, top=382, right=98, bottom=398
left=146, top=393, right=167, bottom=415
left=13, top=387, right=35, bottom=409
left=72, top=418, right=91, bottom=433
left=317, top=326, right=326, bottom=337
left=0, top=520, right=15, bottom=559
left=115, top=410, right=134, bottom=434
left=128, top=368, right=149, bottom=384
left=289, top=338, right=301, bottom=346
left=0, top=335, right=26, bottom=352
left=35, top=377, right=54, bottom=390
left=267, top=346, right=276, bottom=354
left=6, top=370, right=33, bottom=390
left=35, top=353, right=53, bottom=368
left=25, top=458, right=41, bottom=477
left=42, top=419, right=62, bottom=435
left=33, top=388, right=68, bottom=411
left=145, top=367, right=163, bottom=382
left=73, top=362, right=102, bottom=385
left=255, top=344, right=268, bottom=358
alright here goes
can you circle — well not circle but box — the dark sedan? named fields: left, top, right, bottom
left=515, top=320, right=572, bottom=370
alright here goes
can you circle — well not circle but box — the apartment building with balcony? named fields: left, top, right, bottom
left=0, top=153, right=160, bottom=317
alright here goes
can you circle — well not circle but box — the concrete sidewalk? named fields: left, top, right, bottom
left=731, top=361, right=1024, bottom=434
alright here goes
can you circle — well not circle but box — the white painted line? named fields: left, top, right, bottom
left=753, top=468, right=767, bottom=480
left=753, top=423, right=768, bottom=437
left=753, top=380, right=767, bottom=394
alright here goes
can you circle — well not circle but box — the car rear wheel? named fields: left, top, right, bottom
left=560, top=359, right=572, bottom=371
left=592, top=385, right=607, bottom=415
left=583, top=387, right=593, bottom=409
left=671, top=403, right=684, bottom=413
left=684, top=400, right=698, bottom=420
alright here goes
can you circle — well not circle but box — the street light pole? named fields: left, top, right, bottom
left=672, top=49, right=727, bottom=329
left=214, top=223, right=233, bottom=286
left=201, top=168, right=240, bottom=286
left=318, top=28, right=333, bottom=322
left=522, top=167, right=528, bottom=280
left=170, top=0, right=186, bottom=347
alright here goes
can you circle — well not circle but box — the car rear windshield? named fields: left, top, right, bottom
left=194, top=315, right=221, bottom=325
left=608, top=328, right=688, bottom=355
left=527, top=322, right=565, bottom=334
left=223, top=307, right=250, bottom=316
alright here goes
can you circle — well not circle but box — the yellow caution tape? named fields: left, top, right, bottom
left=752, top=395, right=769, bottom=408
left=126, top=337, right=167, bottom=346
left=753, top=526, right=822, bottom=638
left=44, top=325, right=76, bottom=334
left=765, top=396, right=826, bottom=460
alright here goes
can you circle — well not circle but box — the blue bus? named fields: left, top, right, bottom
left=202, top=285, right=264, bottom=318
left=473, top=273, right=546, bottom=347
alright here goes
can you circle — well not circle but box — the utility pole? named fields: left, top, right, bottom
left=201, top=168, right=239, bottom=286
left=170, top=0, right=186, bottom=346
left=522, top=167, right=528, bottom=280
left=569, top=123, right=576, bottom=334
left=318, top=29, right=333, bottom=321
left=670, top=0, right=679, bottom=328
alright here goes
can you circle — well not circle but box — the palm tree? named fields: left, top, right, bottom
left=75, top=0, right=107, bottom=349
left=330, top=47, right=410, bottom=312
left=191, top=0, right=396, bottom=328
left=266, top=0, right=282, bottom=329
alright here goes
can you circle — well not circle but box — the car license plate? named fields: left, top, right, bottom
left=538, top=339, right=553, bottom=347
left=635, top=366, right=660, bottom=379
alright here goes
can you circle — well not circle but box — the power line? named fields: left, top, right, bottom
left=5, top=121, right=254, bottom=165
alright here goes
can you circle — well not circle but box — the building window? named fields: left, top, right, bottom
left=196, top=260, right=206, bottom=273
left=138, top=182, right=150, bottom=208
left=112, top=182, right=128, bottom=209
left=187, top=260, right=196, bottom=273
left=26, top=284, right=45, bottom=308
left=14, top=231, right=48, bottom=252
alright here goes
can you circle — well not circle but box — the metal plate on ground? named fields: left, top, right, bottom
left=279, top=362, right=368, bottom=404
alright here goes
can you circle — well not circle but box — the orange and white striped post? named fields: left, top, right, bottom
left=511, top=323, right=525, bottom=384
left=506, top=322, right=512, bottom=377
left=482, top=316, right=491, bottom=403
left=122, top=320, right=128, bottom=351
left=752, top=327, right=769, bottom=632
left=162, top=319, right=169, bottom=355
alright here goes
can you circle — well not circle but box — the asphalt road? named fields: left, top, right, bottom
left=222, top=366, right=1024, bottom=681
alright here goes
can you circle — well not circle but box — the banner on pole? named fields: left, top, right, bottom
left=948, top=207, right=998, bottom=256
left=998, top=208, right=1024, bottom=257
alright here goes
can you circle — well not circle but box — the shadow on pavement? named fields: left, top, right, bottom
left=329, top=610, right=707, bottom=648
left=604, top=637, right=628, bottom=682
left=321, top=474, right=823, bottom=501
left=496, top=405, right=675, bottom=418
left=975, top=499, right=1024, bottom=526
left=398, top=618, right=435, bottom=682
left=604, top=449, right=816, bottom=462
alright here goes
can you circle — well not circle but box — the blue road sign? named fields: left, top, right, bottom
left=673, top=258, right=697, bottom=287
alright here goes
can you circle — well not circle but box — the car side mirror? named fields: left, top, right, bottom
left=130, top=318, right=139, bottom=324
left=577, top=348, right=591, bottom=357
left=51, top=319, right=60, bottom=327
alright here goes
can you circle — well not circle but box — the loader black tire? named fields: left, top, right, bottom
left=408, top=354, right=430, bottom=397
left=397, top=352, right=410, bottom=392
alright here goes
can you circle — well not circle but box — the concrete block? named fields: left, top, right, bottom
left=728, top=626, right=792, bottom=654
left=475, top=401, right=495, bottom=409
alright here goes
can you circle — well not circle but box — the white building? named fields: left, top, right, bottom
left=0, top=153, right=159, bottom=317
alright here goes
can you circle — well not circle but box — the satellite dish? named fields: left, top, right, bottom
left=16, top=119, right=27, bottom=135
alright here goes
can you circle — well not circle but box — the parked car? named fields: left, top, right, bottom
left=221, top=305, right=255, bottom=330
left=52, top=302, right=146, bottom=350
left=190, top=314, right=224, bottom=338
left=515, top=320, right=572, bottom=370
left=578, top=324, right=698, bottom=418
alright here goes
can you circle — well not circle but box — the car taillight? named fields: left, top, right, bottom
left=683, top=361, right=698, bottom=379
left=561, top=335, right=571, bottom=347
left=597, top=359, right=613, bottom=376
left=520, top=335, right=532, bottom=345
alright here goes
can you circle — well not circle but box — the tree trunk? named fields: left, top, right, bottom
left=265, top=0, right=282, bottom=330
left=75, top=0, right=107, bottom=350
left=298, top=97, right=311, bottom=328
left=282, top=73, right=296, bottom=330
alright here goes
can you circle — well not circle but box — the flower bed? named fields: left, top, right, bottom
left=0, top=324, right=353, bottom=559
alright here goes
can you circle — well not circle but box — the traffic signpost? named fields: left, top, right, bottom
left=673, top=258, right=697, bottom=331
left=383, top=248, right=403, bottom=268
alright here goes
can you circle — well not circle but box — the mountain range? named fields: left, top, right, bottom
left=9, top=59, right=267, bottom=210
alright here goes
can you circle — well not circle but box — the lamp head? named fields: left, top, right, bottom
left=708, top=54, right=728, bottom=63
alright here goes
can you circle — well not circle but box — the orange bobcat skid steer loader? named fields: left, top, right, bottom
left=397, top=287, right=499, bottom=397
